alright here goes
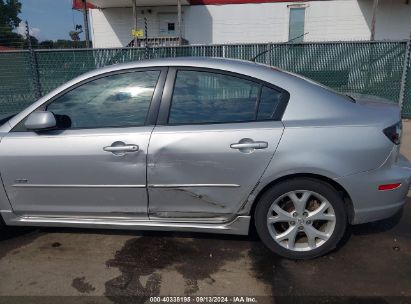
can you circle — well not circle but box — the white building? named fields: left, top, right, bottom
left=72, top=0, right=411, bottom=48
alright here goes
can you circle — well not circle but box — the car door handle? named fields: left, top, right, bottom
left=103, top=142, right=139, bottom=155
left=230, top=141, right=268, bottom=149
left=104, top=145, right=139, bottom=152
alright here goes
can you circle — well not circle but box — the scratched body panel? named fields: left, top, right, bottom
left=147, top=122, right=284, bottom=221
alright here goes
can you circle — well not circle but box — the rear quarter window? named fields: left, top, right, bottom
left=257, top=86, right=284, bottom=120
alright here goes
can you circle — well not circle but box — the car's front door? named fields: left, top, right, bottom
left=147, top=68, right=289, bottom=222
left=0, top=68, right=166, bottom=218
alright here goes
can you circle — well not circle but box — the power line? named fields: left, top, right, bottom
left=250, top=32, right=309, bottom=62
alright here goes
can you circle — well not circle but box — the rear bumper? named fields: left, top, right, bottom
left=335, top=154, right=411, bottom=225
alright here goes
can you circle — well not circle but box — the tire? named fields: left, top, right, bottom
left=0, top=215, right=8, bottom=235
left=0, top=215, right=7, bottom=230
left=254, top=177, right=347, bottom=259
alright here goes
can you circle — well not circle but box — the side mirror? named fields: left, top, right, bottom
left=24, top=111, right=56, bottom=131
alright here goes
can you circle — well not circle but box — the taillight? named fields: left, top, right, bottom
left=378, top=183, right=401, bottom=191
left=383, top=121, right=402, bottom=145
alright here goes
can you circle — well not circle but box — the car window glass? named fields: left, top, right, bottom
left=168, top=70, right=259, bottom=124
left=257, top=86, right=284, bottom=120
left=46, top=70, right=160, bottom=129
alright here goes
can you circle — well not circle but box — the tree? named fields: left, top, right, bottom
left=0, top=0, right=37, bottom=49
left=0, top=0, right=21, bottom=29
left=36, top=39, right=89, bottom=49
left=23, top=34, right=38, bottom=48
left=0, top=1, right=90, bottom=49
left=0, top=0, right=24, bottom=48
left=38, top=40, right=54, bottom=49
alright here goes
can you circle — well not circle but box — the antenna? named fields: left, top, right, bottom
left=250, top=32, right=309, bottom=62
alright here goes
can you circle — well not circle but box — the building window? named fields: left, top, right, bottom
left=289, top=8, right=305, bottom=43
left=168, top=23, right=175, bottom=32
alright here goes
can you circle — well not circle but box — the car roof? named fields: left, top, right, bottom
left=100, top=56, right=271, bottom=71
left=84, top=57, right=291, bottom=84
left=73, top=57, right=324, bottom=100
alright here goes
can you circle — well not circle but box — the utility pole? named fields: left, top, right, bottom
left=82, top=0, right=90, bottom=48
left=177, top=0, right=182, bottom=45
left=370, top=0, right=379, bottom=41
left=144, top=16, right=149, bottom=59
left=132, top=0, right=138, bottom=46
left=25, top=21, right=42, bottom=99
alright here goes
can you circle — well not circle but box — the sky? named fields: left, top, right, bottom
left=17, top=0, right=85, bottom=41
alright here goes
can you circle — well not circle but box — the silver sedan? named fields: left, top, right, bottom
left=0, top=57, right=410, bottom=259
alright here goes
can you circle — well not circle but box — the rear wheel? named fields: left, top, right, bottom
left=254, top=178, right=347, bottom=259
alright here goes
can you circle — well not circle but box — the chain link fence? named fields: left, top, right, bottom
left=401, top=38, right=411, bottom=117
left=405, top=67, right=411, bottom=117
left=0, top=40, right=410, bottom=118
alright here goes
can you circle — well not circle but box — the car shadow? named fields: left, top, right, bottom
left=41, top=225, right=256, bottom=243
left=350, top=208, right=404, bottom=235
left=336, top=207, right=404, bottom=251
left=0, top=226, right=36, bottom=242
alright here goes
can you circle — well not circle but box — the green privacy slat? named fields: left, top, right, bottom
left=0, top=41, right=409, bottom=117
left=402, top=56, right=411, bottom=118
left=0, top=51, right=35, bottom=116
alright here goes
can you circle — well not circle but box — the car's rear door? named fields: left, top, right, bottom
left=0, top=68, right=166, bottom=218
left=147, top=68, right=289, bottom=222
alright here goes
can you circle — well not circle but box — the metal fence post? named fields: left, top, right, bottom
left=144, top=16, right=149, bottom=59
left=26, top=21, right=42, bottom=99
left=399, top=32, right=411, bottom=111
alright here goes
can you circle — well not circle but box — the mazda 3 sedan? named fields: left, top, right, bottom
left=0, top=57, right=410, bottom=259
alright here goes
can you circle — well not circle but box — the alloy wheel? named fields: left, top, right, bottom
left=266, top=190, right=336, bottom=251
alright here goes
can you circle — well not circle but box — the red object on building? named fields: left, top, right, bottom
left=72, top=0, right=97, bottom=10
left=189, top=0, right=303, bottom=4
left=0, top=46, right=17, bottom=51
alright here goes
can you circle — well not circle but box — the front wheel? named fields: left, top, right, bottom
left=254, top=178, right=347, bottom=259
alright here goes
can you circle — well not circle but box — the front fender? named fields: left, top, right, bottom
left=0, top=132, right=13, bottom=214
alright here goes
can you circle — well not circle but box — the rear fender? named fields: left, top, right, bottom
left=238, top=167, right=339, bottom=215
left=237, top=124, right=393, bottom=216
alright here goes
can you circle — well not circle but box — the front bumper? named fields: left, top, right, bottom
left=335, top=154, right=411, bottom=225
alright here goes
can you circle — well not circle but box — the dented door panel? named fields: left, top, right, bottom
left=147, top=121, right=284, bottom=222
